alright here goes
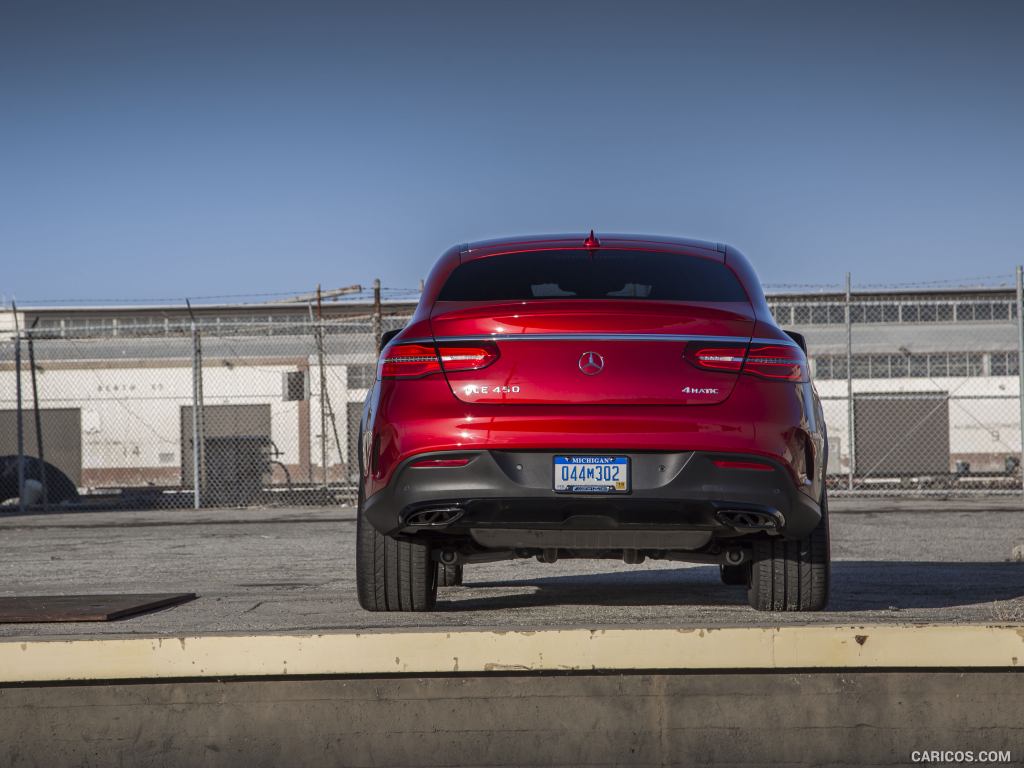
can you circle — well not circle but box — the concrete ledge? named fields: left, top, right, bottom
left=4, top=671, right=1024, bottom=766
left=3, top=624, right=1023, bottom=683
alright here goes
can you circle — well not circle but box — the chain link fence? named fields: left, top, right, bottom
left=0, top=309, right=409, bottom=510
left=771, top=273, right=1024, bottom=495
left=2, top=273, right=1023, bottom=509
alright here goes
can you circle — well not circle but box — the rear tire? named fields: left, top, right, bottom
left=719, top=563, right=750, bottom=586
left=356, top=497, right=437, bottom=612
left=747, top=491, right=830, bottom=611
left=437, top=563, right=464, bottom=587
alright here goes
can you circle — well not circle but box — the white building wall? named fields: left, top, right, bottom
left=816, top=376, right=1021, bottom=472
left=0, top=361, right=311, bottom=486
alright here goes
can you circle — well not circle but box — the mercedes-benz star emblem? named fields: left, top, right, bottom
left=578, top=351, right=605, bottom=376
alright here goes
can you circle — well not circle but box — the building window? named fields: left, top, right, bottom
left=831, top=356, right=848, bottom=379
left=770, top=304, right=792, bottom=325
left=813, top=352, right=1007, bottom=379
left=948, top=353, right=968, bottom=376
left=867, top=355, right=890, bottom=378
left=809, top=305, right=830, bottom=324
left=908, top=355, right=928, bottom=377
left=928, top=354, right=948, bottom=377
left=282, top=370, right=308, bottom=401
left=347, top=364, right=377, bottom=389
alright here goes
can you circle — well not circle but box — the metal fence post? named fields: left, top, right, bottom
left=190, top=318, right=203, bottom=509
left=845, top=272, right=854, bottom=491
left=372, top=278, right=382, bottom=352
left=27, top=323, right=48, bottom=510
left=13, top=309, right=26, bottom=513
left=1016, top=265, right=1024, bottom=497
left=316, top=285, right=329, bottom=489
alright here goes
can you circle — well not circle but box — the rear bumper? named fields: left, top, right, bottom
left=363, top=449, right=821, bottom=546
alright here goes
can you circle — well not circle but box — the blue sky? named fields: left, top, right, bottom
left=2, top=0, right=1022, bottom=304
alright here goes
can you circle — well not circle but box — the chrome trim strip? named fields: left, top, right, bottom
left=396, top=334, right=800, bottom=347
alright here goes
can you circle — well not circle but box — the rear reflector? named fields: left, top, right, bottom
left=684, top=341, right=808, bottom=382
left=712, top=459, right=774, bottom=471
left=380, top=342, right=498, bottom=379
left=410, top=457, right=472, bottom=468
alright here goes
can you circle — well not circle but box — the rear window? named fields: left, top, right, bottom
left=437, top=250, right=748, bottom=302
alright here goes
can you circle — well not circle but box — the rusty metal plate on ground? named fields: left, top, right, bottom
left=0, top=593, right=196, bottom=623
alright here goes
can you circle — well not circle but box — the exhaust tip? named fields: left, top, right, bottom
left=404, top=506, right=464, bottom=527
left=715, top=508, right=785, bottom=532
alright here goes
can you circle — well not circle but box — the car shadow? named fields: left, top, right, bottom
left=440, top=561, right=1024, bottom=612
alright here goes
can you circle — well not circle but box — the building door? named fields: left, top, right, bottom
left=853, top=392, right=949, bottom=476
left=180, top=403, right=272, bottom=486
left=0, top=408, right=82, bottom=486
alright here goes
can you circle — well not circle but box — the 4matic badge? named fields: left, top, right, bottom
left=681, top=385, right=720, bottom=395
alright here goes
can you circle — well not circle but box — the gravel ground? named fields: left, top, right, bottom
left=1, top=500, right=1023, bottom=638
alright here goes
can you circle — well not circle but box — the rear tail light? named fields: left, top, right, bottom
left=744, top=345, right=808, bottom=381
left=379, top=342, right=498, bottom=379
left=684, top=345, right=746, bottom=373
left=379, top=344, right=442, bottom=379
left=684, top=341, right=808, bottom=382
left=437, top=343, right=499, bottom=373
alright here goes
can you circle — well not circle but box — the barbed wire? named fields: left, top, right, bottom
left=762, top=283, right=844, bottom=291
left=9, top=290, right=314, bottom=306
left=764, top=274, right=1015, bottom=293
left=6, top=287, right=427, bottom=309
left=853, top=274, right=1014, bottom=289
left=8, top=272, right=1019, bottom=310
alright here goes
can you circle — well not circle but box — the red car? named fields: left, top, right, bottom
left=357, top=233, right=830, bottom=612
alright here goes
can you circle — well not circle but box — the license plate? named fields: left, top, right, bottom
left=553, top=456, right=629, bottom=493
